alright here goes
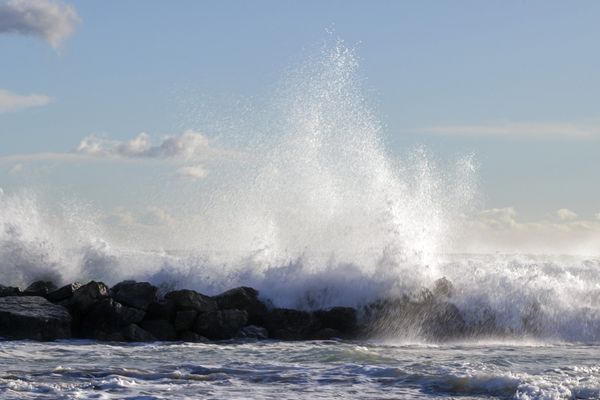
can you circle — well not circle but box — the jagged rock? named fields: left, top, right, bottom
left=47, top=283, right=82, bottom=303
left=0, top=296, right=71, bottom=340
left=179, top=330, right=209, bottom=342
left=314, top=307, right=357, bottom=334
left=311, top=328, right=342, bottom=340
left=432, top=277, right=455, bottom=298
left=214, top=287, right=268, bottom=324
left=165, top=289, right=217, bottom=313
left=23, top=281, right=58, bottom=297
left=145, top=300, right=176, bottom=321
left=264, top=308, right=318, bottom=340
left=70, top=281, right=109, bottom=313
left=421, top=301, right=466, bottom=340
left=194, top=309, right=248, bottom=340
left=174, top=310, right=197, bottom=332
left=111, top=281, right=158, bottom=310
left=121, top=324, right=156, bottom=342
left=237, top=325, right=269, bottom=340
left=80, top=298, right=145, bottom=339
left=0, top=285, right=20, bottom=297
left=140, top=319, right=177, bottom=341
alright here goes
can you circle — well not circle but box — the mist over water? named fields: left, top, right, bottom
left=2, top=39, right=600, bottom=342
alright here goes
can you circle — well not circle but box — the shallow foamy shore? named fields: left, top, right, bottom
left=0, top=278, right=484, bottom=343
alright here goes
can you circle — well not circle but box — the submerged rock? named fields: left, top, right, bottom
left=237, top=325, right=269, bottom=340
left=111, top=281, right=158, bottom=311
left=0, top=296, right=71, bottom=340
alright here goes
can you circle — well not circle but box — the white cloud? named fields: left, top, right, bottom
left=77, top=131, right=215, bottom=160
left=556, top=208, right=578, bottom=221
left=176, top=164, right=209, bottom=180
left=8, top=163, right=23, bottom=175
left=0, top=0, right=80, bottom=49
left=0, top=89, right=51, bottom=113
left=422, top=122, right=599, bottom=139
left=139, top=207, right=175, bottom=226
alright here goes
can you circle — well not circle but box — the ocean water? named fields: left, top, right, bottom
left=1, top=340, right=599, bottom=399
left=2, top=37, right=600, bottom=399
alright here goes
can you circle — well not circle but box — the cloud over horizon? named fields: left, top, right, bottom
left=0, top=0, right=80, bottom=49
left=0, top=89, right=51, bottom=113
left=422, top=122, right=600, bottom=139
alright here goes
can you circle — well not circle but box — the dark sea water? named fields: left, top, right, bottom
left=1, top=340, right=599, bottom=399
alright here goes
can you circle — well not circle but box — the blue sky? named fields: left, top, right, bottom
left=1, top=0, right=600, bottom=253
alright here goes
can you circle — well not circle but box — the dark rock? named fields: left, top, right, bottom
left=310, top=328, right=342, bottom=340
left=47, top=283, right=82, bottom=303
left=165, top=289, right=217, bottom=313
left=140, top=320, right=177, bottom=341
left=174, top=310, right=197, bottom=332
left=145, top=300, right=176, bottom=321
left=80, top=298, right=145, bottom=339
left=121, top=324, right=156, bottom=342
left=314, top=307, right=357, bottom=334
left=179, top=330, right=209, bottom=342
left=194, top=309, right=248, bottom=340
left=0, top=296, right=71, bottom=340
left=0, top=285, right=20, bottom=297
left=421, top=301, right=466, bottom=340
left=23, top=281, right=58, bottom=297
left=432, top=277, right=455, bottom=299
left=237, top=325, right=269, bottom=340
left=70, top=281, right=109, bottom=313
left=214, top=287, right=268, bottom=324
left=111, top=281, right=158, bottom=310
left=264, top=308, right=318, bottom=340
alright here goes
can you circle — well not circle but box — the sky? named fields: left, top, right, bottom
left=1, top=0, right=600, bottom=254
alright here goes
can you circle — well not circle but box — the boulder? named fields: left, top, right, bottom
left=174, top=310, right=197, bottom=332
left=194, top=309, right=248, bottom=340
left=421, top=301, right=466, bottom=340
left=0, top=285, right=20, bottom=297
left=111, top=281, right=158, bottom=310
left=0, top=296, right=71, bottom=340
left=145, top=300, right=176, bottom=321
left=23, top=281, right=58, bottom=297
left=46, top=283, right=82, bottom=303
left=314, top=307, right=357, bottom=334
left=214, top=287, right=268, bottom=324
left=80, top=298, right=145, bottom=339
left=70, top=281, right=109, bottom=313
left=310, top=328, right=342, bottom=340
left=432, top=277, right=455, bottom=299
left=164, top=289, right=217, bottom=313
left=121, top=324, right=156, bottom=342
left=179, top=331, right=209, bottom=342
left=139, top=319, right=177, bottom=341
left=237, top=325, right=269, bottom=340
left=264, top=308, right=318, bottom=340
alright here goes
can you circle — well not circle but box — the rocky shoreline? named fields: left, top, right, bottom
left=0, top=278, right=474, bottom=342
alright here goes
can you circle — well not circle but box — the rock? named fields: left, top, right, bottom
left=0, top=296, right=71, bottom=340
left=70, top=281, right=109, bottom=313
left=140, top=320, right=177, bottom=341
left=23, top=281, right=58, bottom=297
left=111, top=281, right=158, bottom=310
left=432, top=277, right=455, bottom=298
left=46, top=283, right=82, bottom=303
left=121, top=324, right=156, bottom=342
left=214, top=287, right=268, bottom=324
left=179, top=331, right=209, bottom=342
left=80, top=298, right=145, bottom=339
left=311, top=328, right=342, bottom=340
left=237, top=325, right=269, bottom=340
left=145, top=300, right=176, bottom=321
left=174, top=310, right=197, bottom=332
left=421, top=301, right=466, bottom=340
left=164, top=289, right=217, bottom=313
left=0, top=285, right=20, bottom=297
left=194, top=309, right=248, bottom=340
left=264, top=308, right=318, bottom=340
left=314, top=307, right=357, bottom=334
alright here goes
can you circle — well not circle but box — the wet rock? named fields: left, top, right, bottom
left=0, top=296, right=71, bottom=340
left=314, top=307, right=357, bottom=334
left=194, top=309, right=248, bottom=340
left=46, top=283, right=82, bottom=303
left=237, top=325, right=269, bottom=340
left=80, top=298, right=145, bottom=339
left=0, top=285, right=20, bottom=297
left=421, top=301, right=466, bottom=340
left=264, top=308, right=318, bottom=340
left=174, top=310, right=197, bottom=332
left=111, top=281, right=158, bottom=311
left=70, top=281, right=109, bottom=313
left=432, top=277, right=455, bottom=299
left=214, top=287, right=268, bottom=325
left=179, top=330, right=209, bottom=342
left=140, top=319, right=177, bottom=341
left=145, top=300, right=176, bottom=321
left=121, top=324, right=156, bottom=342
left=23, top=281, right=58, bottom=297
left=311, top=328, right=342, bottom=340
left=164, top=289, right=217, bottom=313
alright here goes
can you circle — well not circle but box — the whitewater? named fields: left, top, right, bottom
left=2, top=39, right=600, bottom=399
